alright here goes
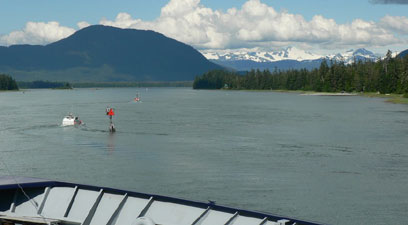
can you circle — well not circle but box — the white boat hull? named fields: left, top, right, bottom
left=62, top=114, right=82, bottom=127
left=62, top=117, right=75, bottom=126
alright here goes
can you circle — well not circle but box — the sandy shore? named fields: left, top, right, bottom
left=300, top=92, right=357, bottom=96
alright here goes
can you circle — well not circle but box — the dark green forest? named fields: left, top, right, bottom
left=193, top=51, right=408, bottom=95
left=0, top=74, right=18, bottom=90
left=72, top=81, right=192, bottom=88
left=17, top=80, right=72, bottom=89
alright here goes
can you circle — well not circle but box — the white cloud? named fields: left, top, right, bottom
left=100, top=13, right=143, bottom=28
left=380, top=15, right=408, bottom=34
left=0, top=0, right=405, bottom=51
left=0, top=21, right=75, bottom=46
left=77, top=21, right=91, bottom=29
left=97, top=0, right=402, bottom=50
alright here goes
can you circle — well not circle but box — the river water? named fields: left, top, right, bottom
left=0, top=88, right=407, bottom=225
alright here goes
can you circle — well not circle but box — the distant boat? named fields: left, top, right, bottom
left=134, top=92, right=141, bottom=102
left=0, top=176, right=321, bottom=225
left=62, top=113, right=82, bottom=126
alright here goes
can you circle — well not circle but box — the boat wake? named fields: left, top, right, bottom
left=79, top=126, right=110, bottom=133
left=16, top=124, right=61, bottom=132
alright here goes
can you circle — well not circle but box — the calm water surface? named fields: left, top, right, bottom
left=1, top=88, right=407, bottom=225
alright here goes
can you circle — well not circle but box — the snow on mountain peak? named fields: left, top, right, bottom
left=283, top=47, right=322, bottom=61
left=201, top=47, right=380, bottom=64
left=353, top=48, right=372, bottom=56
left=200, top=46, right=322, bottom=63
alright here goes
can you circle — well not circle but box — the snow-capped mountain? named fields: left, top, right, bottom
left=327, top=48, right=379, bottom=64
left=201, top=47, right=322, bottom=62
left=201, top=47, right=379, bottom=64
left=201, top=47, right=381, bottom=71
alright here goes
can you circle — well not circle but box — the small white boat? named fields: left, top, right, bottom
left=0, top=176, right=320, bottom=225
left=62, top=113, right=82, bottom=126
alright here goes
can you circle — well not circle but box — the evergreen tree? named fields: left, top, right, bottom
left=193, top=52, right=408, bottom=95
left=0, top=74, right=19, bottom=90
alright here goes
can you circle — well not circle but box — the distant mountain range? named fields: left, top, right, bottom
left=201, top=47, right=384, bottom=71
left=0, top=25, right=222, bottom=82
left=202, top=47, right=323, bottom=62
left=0, top=25, right=405, bottom=82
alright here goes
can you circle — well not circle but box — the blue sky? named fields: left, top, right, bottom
left=1, top=0, right=406, bottom=32
left=0, top=0, right=407, bottom=54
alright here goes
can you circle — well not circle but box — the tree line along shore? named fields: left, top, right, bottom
left=0, top=74, right=18, bottom=90
left=2, top=50, right=408, bottom=100
left=0, top=75, right=73, bottom=90
left=193, top=51, right=408, bottom=98
left=0, top=77, right=192, bottom=90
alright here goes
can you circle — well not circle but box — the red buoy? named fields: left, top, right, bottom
left=108, top=108, right=115, bottom=116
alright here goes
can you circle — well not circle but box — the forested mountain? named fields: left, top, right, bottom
left=398, top=49, right=408, bottom=58
left=194, top=51, right=408, bottom=94
left=0, top=25, right=222, bottom=82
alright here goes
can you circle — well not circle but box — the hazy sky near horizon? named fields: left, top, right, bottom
left=0, top=0, right=407, bottom=54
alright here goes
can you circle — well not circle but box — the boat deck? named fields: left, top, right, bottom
left=0, top=176, right=321, bottom=225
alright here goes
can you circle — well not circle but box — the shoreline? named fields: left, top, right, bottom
left=220, top=88, right=408, bottom=104
left=299, top=92, right=357, bottom=96
left=359, top=92, right=408, bottom=104
left=296, top=91, right=408, bottom=104
left=7, top=86, right=408, bottom=105
left=0, top=89, right=19, bottom=92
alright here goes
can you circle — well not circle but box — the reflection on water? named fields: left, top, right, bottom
left=107, top=132, right=115, bottom=153
left=0, top=88, right=408, bottom=225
